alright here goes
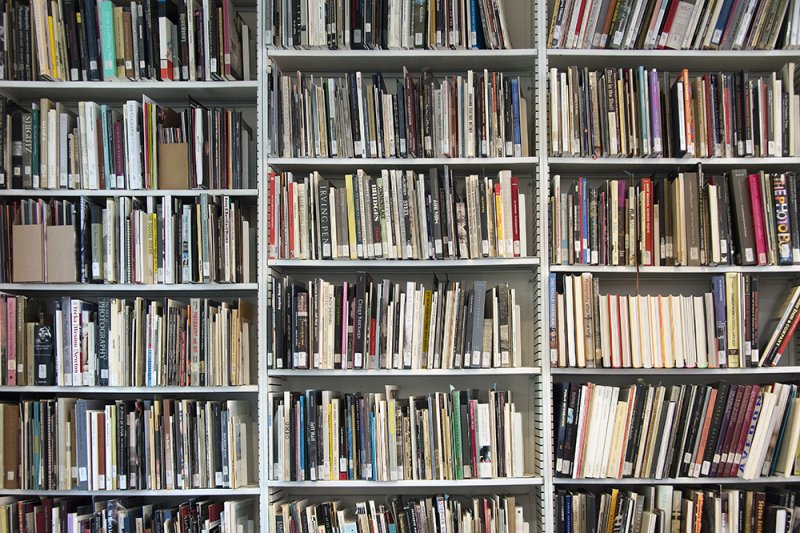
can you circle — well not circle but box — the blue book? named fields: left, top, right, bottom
left=344, top=396, right=353, bottom=479
left=712, top=275, right=728, bottom=366
left=638, top=67, right=650, bottom=155
left=97, top=0, right=117, bottom=80
left=370, top=413, right=376, bottom=480
left=511, top=78, right=521, bottom=156
left=710, top=0, right=737, bottom=47
left=298, top=395, right=305, bottom=479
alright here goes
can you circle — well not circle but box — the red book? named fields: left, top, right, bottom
left=469, top=399, right=478, bottom=477
left=657, top=0, right=683, bottom=49
left=692, top=388, right=718, bottom=475
left=712, top=384, right=746, bottom=477
left=703, top=75, right=715, bottom=156
left=748, top=173, right=768, bottom=265
left=727, top=385, right=760, bottom=477
left=574, top=384, right=593, bottom=477
left=642, top=178, right=653, bottom=266
left=510, top=177, right=520, bottom=257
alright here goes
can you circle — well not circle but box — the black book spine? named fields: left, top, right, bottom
left=33, top=323, right=54, bottom=385
left=700, top=382, right=729, bottom=476
left=61, top=0, right=82, bottom=81
left=353, top=272, right=367, bottom=368
left=561, top=384, right=580, bottom=476
left=117, top=401, right=127, bottom=488
left=82, top=0, right=102, bottom=80
left=306, top=390, right=317, bottom=480
left=623, top=385, right=647, bottom=477
left=75, top=0, right=90, bottom=80
left=179, top=0, right=189, bottom=80
left=680, top=385, right=709, bottom=477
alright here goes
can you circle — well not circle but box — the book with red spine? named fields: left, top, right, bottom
left=642, top=177, right=653, bottom=266
left=510, top=176, right=520, bottom=257
left=268, top=172, right=277, bottom=259
left=748, top=173, right=768, bottom=265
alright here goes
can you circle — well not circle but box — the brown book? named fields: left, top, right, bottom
left=3, top=403, right=19, bottom=489
left=683, top=172, right=702, bottom=266
left=122, top=10, right=135, bottom=80
left=113, top=6, right=126, bottom=79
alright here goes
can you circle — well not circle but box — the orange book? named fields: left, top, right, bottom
left=693, top=388, right=718, bottom=477
left=682, top=69, right=696, bottom=156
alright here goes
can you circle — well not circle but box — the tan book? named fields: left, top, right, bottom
left=2, top=404, right=19, bottom=488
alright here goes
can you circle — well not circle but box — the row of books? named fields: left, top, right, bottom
left=0, top=497, right=254, bottom=533
left=268, top=68, right=530, bottom=160
left=3, top=0, right=251, bottom=81
left=0, top=96, right=253, bottom=191
left=0, top=398, right=255, bottom=491
left=1, top=196, right=254, bottom=285
left=548, top=273, right=771, bottom=369
left=548, top=0, right=800, bottom=49
left=272, top=495, right=528, bottom=533
left=0, top=294, right=253, bottom=387
left=556, top=487, right=800, bottom=533
left=269, top=276, right=524, bottom=370
left=554, top=381, right=800, bottom=480
left=550, top=170, right=800, bottom=268
left=267, top=0, right=512, bottom=50
left=547, top=64, right=800, bottom=158
left=267, top=169, right=530, bottom=261
left=269, top=387, right=525, bottom=481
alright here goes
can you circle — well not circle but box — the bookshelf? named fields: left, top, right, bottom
left=0, top=0, right=265, bottom=528
left=1, top=0, right=797, bottom=529
left=264, top=0, right=547, bottom=529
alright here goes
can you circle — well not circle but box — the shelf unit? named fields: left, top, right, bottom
left=0, top=0, right=267, bottom=521
left=539, top=14, right=800, bottom=533
left=263, top=2, right=548, bottom=529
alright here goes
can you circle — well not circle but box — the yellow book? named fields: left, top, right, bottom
left=605, top=489, right=620, bottom=533
left=725, top=272, right=741, bottom=368
left=421, top=290, right=433, bottom=365
left=495, top=188, right=504, bottom=257
left=328, top=402, right=335, bottom=480
left=344, top=174, right=358, bottom=259
left=47, top=11, right=57, bottom=78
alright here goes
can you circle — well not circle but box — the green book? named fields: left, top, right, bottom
left=98, top=0, right=117, bottom=80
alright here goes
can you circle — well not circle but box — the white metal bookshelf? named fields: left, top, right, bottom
left=539, top=26, right=800, bottom=531
left=263, top=3, right=549, bottom=529
left=0, top=3, right=265, bottom=515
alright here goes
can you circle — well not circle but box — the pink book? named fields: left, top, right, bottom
left=5, top=297, right=14, bottom=385
left=748, top=173, right=768, bottom=265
